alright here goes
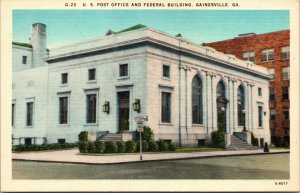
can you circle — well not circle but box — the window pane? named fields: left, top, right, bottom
left=163, top=65, right=170, bottom=78
left=261, top=50, right=267, bottom=61
left=268, top=49, right=274, bottom=60
left=119, top=64, right=128, bottom=77
left=26, top=102, right=33, bottom=126
left=61, top=73, right=68, bottom=84
left=243, top=52, right=249, bottom=60
left=281, top=46, right=290, bottom=60
left=22, top=56, right=27, bottom=64
left=282, top=87, right=289, bottom=100
left=258, top=106, right=263, bottom=127
left=237, top=85, right=245, bottom=126
left=192, top=76, right=202, bottom=124
left=87, top=94, right=97, bottom=123
left=59, top=97, right=68, bottom=124
left=269, top=88, right=275, bottom=100
left=282, top=67, right=289, bottom=80
left=88, top=69, right=96, bottom=80
left=161, top=92, right=171, bottom=123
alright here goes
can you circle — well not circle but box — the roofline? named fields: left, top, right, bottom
left=204, top=29, right=290, bottom=45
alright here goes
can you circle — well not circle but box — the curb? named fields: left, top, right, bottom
left=12, top=151, right=289, bottom=166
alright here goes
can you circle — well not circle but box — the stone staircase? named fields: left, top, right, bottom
left=98, top=133, right=122, bottom=142
left=227, top=135, right=257, bottom=150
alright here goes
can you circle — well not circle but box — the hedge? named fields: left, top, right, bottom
left=12, top=143, right=78, bottom=152
left=148, top=141, right=158, bottom=152
left=104, top=141, right=118, bottom=153
left=157, top=140, right=168, bottom=152
left=136, top=140, right=148, bottom=152
left=117, top=141, right=126, bottom=153
left=125, top=141, right=136, bottom=153
left=211, top=131, right=225, bottom=148
left=78, top=131, right=88, bottom=142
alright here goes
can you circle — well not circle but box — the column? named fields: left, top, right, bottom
left=211, top=74, right=217, bottom=131
left=232, top=79, right=237, bottom=132
left=206, top=71, right=212, bottom=133
left=227, top=77, right=231, bottom=134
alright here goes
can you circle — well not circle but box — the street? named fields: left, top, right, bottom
left=13, top=153, right=289, bottom=179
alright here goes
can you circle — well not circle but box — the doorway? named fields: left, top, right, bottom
left=118, top=92, right=130, bottom=133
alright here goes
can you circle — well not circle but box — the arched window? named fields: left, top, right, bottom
left=192, top=75, right=203, bottom=124
left=217, top=81, right=225, bottom=97
left=237, top=85, right=245, bottom=126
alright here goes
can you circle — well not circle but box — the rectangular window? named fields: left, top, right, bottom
left=268, top=68, right=275, bottom=80
left=269, top=88, right=275, bottom=101
left=243, top=51, right=255, bottom=62
left=87, top=94, right=97, bottom=123
left=58, top=139, right=66, bottom=144
left=12, top=104, right=15, bottom=127
left=88, top=68, right=96, bottom=81
left=163, top=65, right=170, bottom=78
left=22, top=56, right=27, bottom=64
left=258, top=87, right=262, bottom=96
left=281, top=46, right=290, bottom=60
left=270, top=109, right=276, bottom=122
left=25, top=138, right=32, bottom=145
left=119, top=64, right=128, bottom=77
left=59, top=97, right=68, bottom=124
left=61, top=73, right=68, bottom=84
left=282, top=87, right=289, bottom=100
left=282, top=67, right=290, bottom=80
left=261, top=48, right=274, bottom=62
left=161, top=92, right=171, bottom=123
left=283, top=110, right=289, bottom=121
left=26, top=102, right=33, bottom=126
left=284, top=128, right=289, bottom=136
left=258, top=106, right=263, bottom=127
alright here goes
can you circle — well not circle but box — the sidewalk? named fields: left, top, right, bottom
left=12, top=149, right=289, bottom=165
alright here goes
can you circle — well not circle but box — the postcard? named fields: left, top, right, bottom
left=1, top=0, right=299, bottom=192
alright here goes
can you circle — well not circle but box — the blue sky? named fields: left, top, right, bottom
left=13, top=10, right=289, bottom=48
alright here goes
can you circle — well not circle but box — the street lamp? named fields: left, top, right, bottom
left=102, top=101, right=110, bottom=114
left=133, top=99, right=140, bottom=113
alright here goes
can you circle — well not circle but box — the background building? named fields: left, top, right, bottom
left=205, top=30, right=290, bottom=146
left=12, top=23, right=271, bottom=147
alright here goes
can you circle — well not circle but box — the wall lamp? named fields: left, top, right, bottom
left=133, top=99, right=140, bottom=113
left=102, top=101, right=110, bottom=114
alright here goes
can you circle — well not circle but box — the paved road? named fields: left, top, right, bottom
left=13, top=153, right=289, bottom=179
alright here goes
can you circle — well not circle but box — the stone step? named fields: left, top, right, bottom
left=98, top=133, right=122, bottom=142
left=227, top=134, right=257, bottom=150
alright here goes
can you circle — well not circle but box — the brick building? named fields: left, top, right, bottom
left=205, top=30, right=290, bottom=146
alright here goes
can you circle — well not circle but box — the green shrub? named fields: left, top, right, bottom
left=148, top=141, right=158, bottom=152
left=251, top=132, right=259, bottom=147
left=78, top=141, right=89, bottom=153
left=117, top=141, right=126, bottom=153
left=157, top=140, right=168, bottom=152
left=125, top=141, right=136, bottom=153
left=94, top=141, right=105, bottom=153
left=78, top=131, right=88, bottom=142
left=264, top=142, right=269, bottom=152
left=141, top=126, right=153, bottom=142
left=167, top=142, right=176, bottom=151
left=211, top=131, right=225, bottom=148
left=87, top=142, right=96, bottom=153
left=104, top=141, right=117, bottom=153
left=136, top=140, right=148, bottom=152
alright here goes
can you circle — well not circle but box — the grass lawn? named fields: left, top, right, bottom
left=175, top=147, right=223, bottom=152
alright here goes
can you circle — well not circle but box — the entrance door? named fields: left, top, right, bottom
left=217, top=100, right=226, bottom=132
left=118, top=92, right=130, bottom=133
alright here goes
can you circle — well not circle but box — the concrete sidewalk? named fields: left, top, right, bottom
left=12, top=149, right=289, bottom=165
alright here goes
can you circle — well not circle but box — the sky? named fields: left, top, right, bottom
left=13, top=10, right=289, bottom=48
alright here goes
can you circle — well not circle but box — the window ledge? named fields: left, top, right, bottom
left=258, top=127, right=264, bottom=129
left=118, top=76, right=129, bottom=80
left=84, top=123, right=98, bottom=126
left=58, top=124, right=70, bottom=127
left=162, top=77, right=171, bottom=81
left=159, top=123, right=173, bottom=126
left=25, top=126, right=33, bottom=128
left=192, top=124, right=204, bottom=127
left=60, top=84, right=69, bottom=87
left=87, top=80, right=97, bottom=84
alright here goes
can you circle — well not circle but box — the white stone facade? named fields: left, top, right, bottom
left=12, top=23, right=271, bottom=147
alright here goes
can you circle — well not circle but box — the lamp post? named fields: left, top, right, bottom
left=135, top=116, right=148, bottom=161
